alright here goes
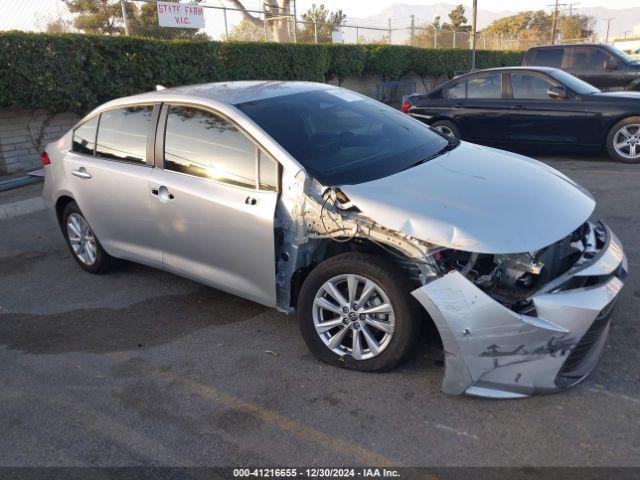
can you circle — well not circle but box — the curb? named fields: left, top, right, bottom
left=0, top=197, right=45, bottom=220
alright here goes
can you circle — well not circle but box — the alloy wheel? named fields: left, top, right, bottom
left=312, top=274, right=396, bottom=360
left=434, top=125, right=456, bottom=138
left=66, top=213, right=97, bottom=266
left=613, top=124, right=640, bottom=160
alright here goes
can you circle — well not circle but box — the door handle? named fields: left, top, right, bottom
left=152, top=185, right=174, bottom=202
left=71, top=168, right=92, bottom=179
left=245, top=196, right=258, bottom=206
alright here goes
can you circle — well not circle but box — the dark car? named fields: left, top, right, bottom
left=522, top=44, right=640, bottom=91
left=401, top=67, right=640, bottom=163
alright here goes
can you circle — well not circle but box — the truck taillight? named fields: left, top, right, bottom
left=401, top=102, right=410, bottom=113
left=40, top=151, right=51, bottom=165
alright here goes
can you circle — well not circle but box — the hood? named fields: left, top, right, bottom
left=340, top=142, right=595, bottom=254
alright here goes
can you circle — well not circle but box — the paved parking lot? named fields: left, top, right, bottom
left=0, top=153, right=639, bottom=467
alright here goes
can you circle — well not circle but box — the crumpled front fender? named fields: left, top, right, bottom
left=411, top=226, right=626, bottom=398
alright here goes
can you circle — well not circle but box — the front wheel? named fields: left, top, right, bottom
left=297, top=253, right=421, bottom=372
left=607, top=117, right=640, bottom=163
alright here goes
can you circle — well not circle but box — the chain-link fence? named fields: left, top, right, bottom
left=3, top=0, right=597, bottom=50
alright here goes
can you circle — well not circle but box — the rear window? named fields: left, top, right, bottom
left=531, top=49, right=564, bottom=68
left=236, top=89, right=449, bottom=185
left=95, top=106, right=153, bottom=165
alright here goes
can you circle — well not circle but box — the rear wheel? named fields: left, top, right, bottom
left=62, top=201, right=113, bottom=274
left=607, top=117, right=640, bottom=163
left=297, top=253, right=421, bottom=372
left=431, top=120, right=460, bottom=140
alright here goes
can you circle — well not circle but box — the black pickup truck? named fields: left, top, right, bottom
left=522, top=44, right=640, bottom=91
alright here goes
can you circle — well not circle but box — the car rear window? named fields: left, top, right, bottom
left=532, top=49, right=564, bottom=68
left=236, top=89, right=450, bottom=186
left=95, top=106, right=154, bottom=164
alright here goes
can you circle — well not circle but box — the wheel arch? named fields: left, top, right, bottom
left=55, top=194, right=76, bottom=227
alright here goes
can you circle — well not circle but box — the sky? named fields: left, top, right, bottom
left=296, top=0, right=634, bottom=18
left=3, top=0, right=636, bottom=37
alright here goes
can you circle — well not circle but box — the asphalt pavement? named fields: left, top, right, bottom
left=0, top=153, right=639, bottom=467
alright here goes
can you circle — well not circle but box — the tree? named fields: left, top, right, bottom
left=480, top=10, right=552, bottom=44
left=408, top=16, right=440, bottom=48
left=559, top=14, right=594, bottom=42
left=65, top=0, right=206, bottom=39
left=64, top=0, right=123, bottom=35
left=446, top=4, right=469, bottom=32
left=227, top=0, right=294, bottom=42
left=229, top=19, right=265, bottom=42
left=45, top=17, right=73, bottom=33
left=299, top=4, right=346, bottom=43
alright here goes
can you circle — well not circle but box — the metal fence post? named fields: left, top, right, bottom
left=314, top=21, right=318, bottom=43
left=223, top=7, right=229, bottom=40
left=356, top=26, right=359, bottom=43
left=292, top=0, right=298, bottom=43
left=388, top=18, right=391, bottom=44
left=263, top=4, right=268, bottom=42
left=452, top=29, right=456, bottom=48
left=120, top=0, right=130, bottom=36
left=434, top=29, right=437, bottom=49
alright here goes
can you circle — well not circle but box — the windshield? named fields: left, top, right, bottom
left=236, top=89, right=450, bottom=185
left=606, top=45, right=639, bottom=64
left=546, top=69, right=600, bottom=95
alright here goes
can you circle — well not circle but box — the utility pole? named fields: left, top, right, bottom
left=604, top=17, right=615, bottom=44
left=410, top=14, right=415, bottom=44
left=292, top=0, right=298, bottom=43
left=120, top=0, right=130, bottom=36
left=550, top=0, right=559, bottom=44
left=471, top=0, right=477, bottom=70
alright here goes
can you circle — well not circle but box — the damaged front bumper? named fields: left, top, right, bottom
left=411, top=223, right=627, bottom=398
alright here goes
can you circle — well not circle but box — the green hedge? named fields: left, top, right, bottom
left=0, top=31, right=524, bottom=113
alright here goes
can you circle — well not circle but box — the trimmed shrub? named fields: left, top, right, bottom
left=0, top=31, right=524, bottom=113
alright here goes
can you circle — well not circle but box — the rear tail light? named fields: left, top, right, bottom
left=40, top=151, right=50, bottom=165
left=401, top=102, right=411, bottom=113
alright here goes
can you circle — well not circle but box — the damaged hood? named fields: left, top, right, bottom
left=340, top=142, right=595, bottom=254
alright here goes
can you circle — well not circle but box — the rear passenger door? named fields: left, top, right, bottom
left=65, top=104, right=162, bottom=266
left=150, top=104, right=280, bottom=306
left=449, top=72, right=509, bottom=144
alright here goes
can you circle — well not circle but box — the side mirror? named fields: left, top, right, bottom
left=547, top=86, right=567, bottom=100
left=605, top=58, right=619, bottom=71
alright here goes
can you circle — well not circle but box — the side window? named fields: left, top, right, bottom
left=446, top=81, right=465, bottom=99
left=571, top=47, right=612, bottom=71
left=467, top=74, right=502, bottom=99
left=532, top=48, right=563, bottom=68
left=72, top=116, right=99, bottom=155
left=95, top=106, right=153, bottom=164
left=258, top=150, right=278, bottom=192
left=164, top=106, right=257, bottom=189
left=511, top=74, right=556, bottom=100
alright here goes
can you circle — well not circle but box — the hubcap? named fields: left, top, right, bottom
left=312, top=274, right=396, bottom=361
left=66, top=213, right=97, bottom=265
left=613, top=124, right=640, bottom=159
left=434, top=124, right=456, bottom=138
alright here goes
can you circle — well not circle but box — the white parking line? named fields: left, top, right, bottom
left=588, top=387, right=640, bottom=405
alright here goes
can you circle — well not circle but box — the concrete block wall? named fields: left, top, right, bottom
left=0, top=108, right=78, bottom=175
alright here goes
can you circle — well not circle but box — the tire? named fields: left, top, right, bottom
left=431, top=119, right=460, bottom=140
left=606, top=116, right=640, bottom=164
left=61, top=201, right=113, bottom=274
left=297, top=253, right=421, bottom=372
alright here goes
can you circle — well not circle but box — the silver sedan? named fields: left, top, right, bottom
left=42, top=81, right=627, bottom=398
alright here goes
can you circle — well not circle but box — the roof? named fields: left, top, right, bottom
left=114, top=81, right=331, bottom=106
left=527, top=43, right=608, bottom=49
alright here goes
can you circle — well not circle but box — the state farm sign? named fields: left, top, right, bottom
left=157, top=1, right=205, bottom=29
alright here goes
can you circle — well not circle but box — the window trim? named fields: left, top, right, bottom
left=157, top=102, right=281, bottom=193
